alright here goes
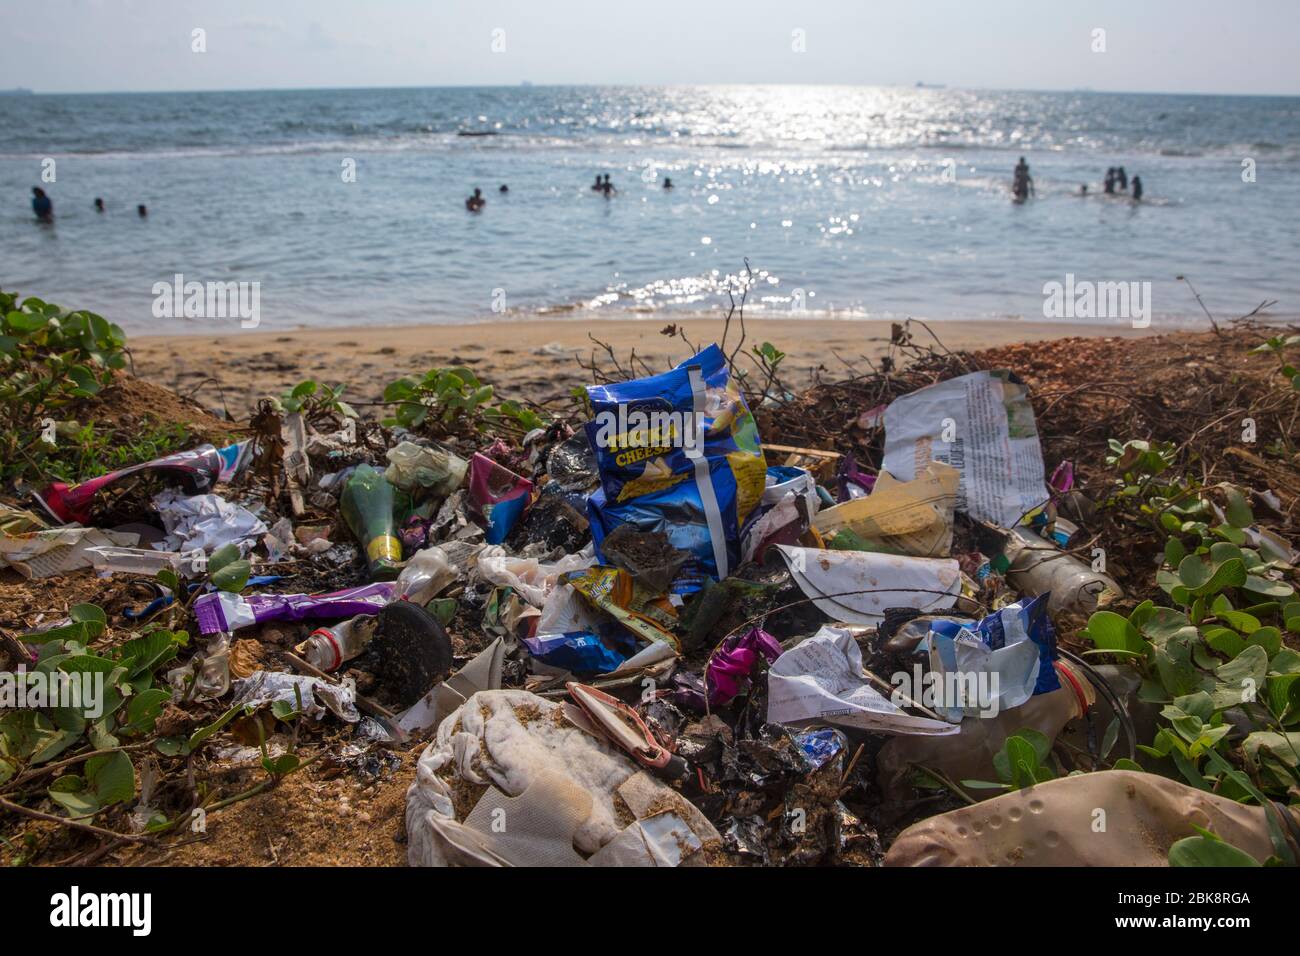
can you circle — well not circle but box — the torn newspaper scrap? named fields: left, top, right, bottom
left=881, top=370, right=1047, bottom=528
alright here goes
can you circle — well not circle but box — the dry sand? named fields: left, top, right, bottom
left=131, top=316, right=1162, bottom=417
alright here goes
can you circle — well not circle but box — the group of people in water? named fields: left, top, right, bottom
left=29, top=187, right=148, bottom=222
left=1101, top=166, right=1143, bottom=200
left=1010, top=158, right=1145, bottom=202
left=464, top=173, right=672, bottom=212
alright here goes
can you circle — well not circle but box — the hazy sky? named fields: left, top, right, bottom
left=4, top=0, right=1297, bottom=95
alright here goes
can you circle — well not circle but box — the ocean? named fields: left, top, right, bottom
left=2, top=84, right=1298, bottom=334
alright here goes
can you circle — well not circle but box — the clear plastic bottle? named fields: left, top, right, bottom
left=301, top=614, right=378, bottom=671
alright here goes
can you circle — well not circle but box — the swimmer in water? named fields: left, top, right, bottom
left=465, top=188, right=486, bottom=212
left=32, top=186, right=53, bottom=222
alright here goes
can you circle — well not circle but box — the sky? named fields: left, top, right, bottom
left=2, top=0, right=1297, bottom=95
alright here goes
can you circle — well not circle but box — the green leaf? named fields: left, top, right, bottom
left=208, top=543, right=241, bottom=576
left=1083, top=610, right=1144, bottom=654
left=48, top=786, right=100, bottom=818
left=118, top=630, right=180, bottom=678
left=1212, top=645, right=1269, bottom=709
left=211, top=558, right=251, bottom=593
left=1140, top=607, right=1193, bottom=644
left=187, top=704, right=245, bottom=751
left=5, top=309, right=50, bottom=333
left=86, top=750, right=135, bottom=806
left=1265, top=674, right=1300, bottom=724
left=1246, top=626, right=1282, bottom=657
left=1244, top=575, right=1295, bottom=599
left=1169, top=835, right=1261, bottom=867
left=121, top=688, right=169, bottom=736
left=262, top=753, right=301, bottom=776
left=1202, top=627, right=1245, bottom=659
left=1100, top=717, right=1120, bottom=761
left=1223, top=486, right=1253, bottom=529
left=157, top=568, right=180, bottom=594
left=1179, top=556, right=1246, bottom=597
left=1219, top=609, right=1261, bottom=633
left=69, top=603, right=107, bottom=639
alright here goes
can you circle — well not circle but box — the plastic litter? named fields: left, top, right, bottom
left=600, top=525, right=691, bottom=593
left=875, top=658, right=1093, bottom=801
left=563, top=565, right=681, bottom=652
left=0, top=526, right=140, bottom=578
left=404, top=689, right=718, bottom=866
left=364, top=601, right=454, bottom=708
left=300, top=614, right=379, bottom=672
left=566, top=681, right=688, bottom=779
left=883, top=769, right=1290, bottom=866
left=383, top=441, right=468, bottom=496
left=37, top=439, right=253, bottom=524
left=776, top=545, right=962, bottom=625
left=231, top=670, right=361, bottom=723
left=475, top=544, right=595, bottom=607
left=767, top=625, right=959, bottom=735
left=397, top=637, right=506, bottom=733
left=585, top=343, right=767, bottom=589
left=813, top=461, right=959, bottom=557
left=193, top=581, right=396, bottom=635
left=925, top=594, right=1062, bottom=721
left=1004, top=526, right=1123, bottom=617
left=881, top=370, right=1047, bottom=528
left=669, top=626, right=784, bottom=711
left=467, top=453, right=533, bottom=544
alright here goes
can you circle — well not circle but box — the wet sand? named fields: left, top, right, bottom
left=130, top=316, right=1164, bottom=418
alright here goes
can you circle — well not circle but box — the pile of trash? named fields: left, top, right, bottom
left=3, top=328, right=1297, bottom=869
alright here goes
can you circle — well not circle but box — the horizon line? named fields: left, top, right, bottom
left=7, top=80, right=1300, bottom=98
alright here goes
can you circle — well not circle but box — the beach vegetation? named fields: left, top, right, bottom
left=381, top=365, right=548, bottom=438
left=0, top=288, right=131, bottom=485
left=1082, top=432, right=1298, bottom=862
left=274, top=379, right=357, bottom=428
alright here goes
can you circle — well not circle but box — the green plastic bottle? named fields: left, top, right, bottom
left=341, top=464, right=402, bottom=580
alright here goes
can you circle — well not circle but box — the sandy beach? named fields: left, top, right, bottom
left=130, top=316, right=1163, bottom=417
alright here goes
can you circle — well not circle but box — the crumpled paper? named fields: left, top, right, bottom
left=153, top=488, right=267, bottom=555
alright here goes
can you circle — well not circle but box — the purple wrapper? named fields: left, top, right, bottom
left=194, top=582, right=397, bottom=635
left=670, top=627, right=784, bottom=711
